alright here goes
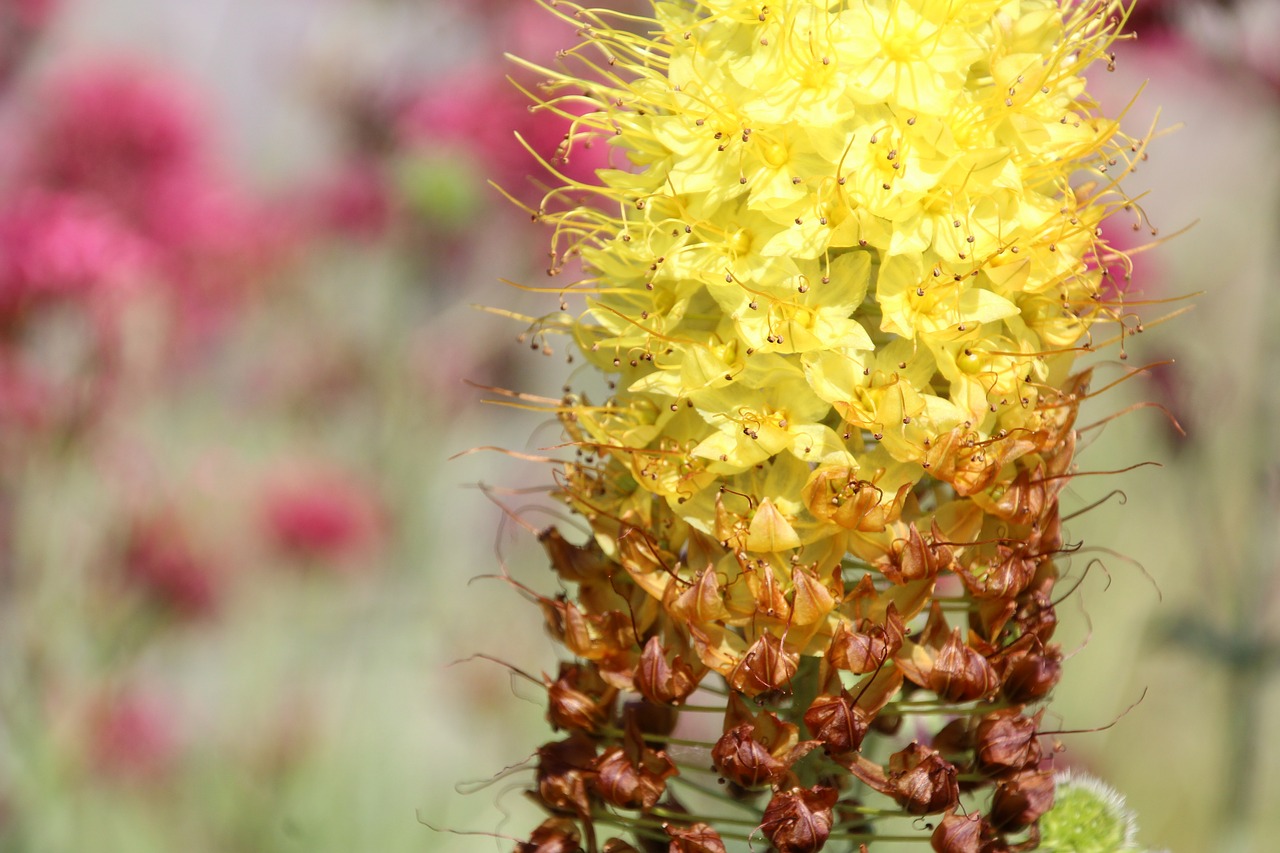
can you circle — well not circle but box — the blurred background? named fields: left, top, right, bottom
left=0, top=1, right=1275, bottom=851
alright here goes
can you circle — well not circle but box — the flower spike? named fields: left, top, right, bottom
left=491, top=0, right=1162, bottom=850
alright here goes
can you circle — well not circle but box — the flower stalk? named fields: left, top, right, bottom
left=493, top=1, right=1156, bottom=850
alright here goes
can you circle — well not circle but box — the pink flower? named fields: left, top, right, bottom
left=86, top=689, right=179, bottom=782
left=4, top=0, right=57, bottom=29
left=123, top=515, right=222, bottom=618
left=18, top=62, right=287, bottom=355
left=0, top=189, right=149, bottom=322
left=396, top=70, right=611, bottom=209
left=261, top=464, right=384, bottom=568
left=301, top=159, right=395, bottom=241
left=28, top=62, right=208, bottom=219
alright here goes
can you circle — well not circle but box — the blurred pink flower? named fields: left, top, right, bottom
left=4, top=0, right=56, bottom=29
left=302, top=159, right=395, bottom=241
left=86, top=689, right=179, bottom=782
left=123, top=515, right=222, bottom=618
left=396, top=69, right=611, bottom=209
left=18, top=62, right=289, bottom=354
left=261, top=464, right=384, bottom=568
left=1090, top=215, right=1164, bottom=307
left=28, top=63, right=208, bottom=217
left=0, top=189, right=149, bottom=324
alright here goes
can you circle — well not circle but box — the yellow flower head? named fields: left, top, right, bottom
left=525, top=0, right=1140, bottom=582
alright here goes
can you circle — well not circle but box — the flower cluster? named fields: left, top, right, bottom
left=499, top=1, right=1151, bottom=850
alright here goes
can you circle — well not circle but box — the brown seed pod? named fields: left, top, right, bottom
left=664, top=822, right=728, bottom=853
left=636, top=635, right=702, bottom=705
left=727, top=631, right=799, bottom=697
left=828, top=602, right=906, bottom=674
left=591, top=712, right=678, bottom=811
left=803, top=690, right=872, bottom=758
left=760, top=785, right=840, bottom=853
left=536, top=734, right=598, bottom=817
left=888, top=743, right=961, bottom=815
left=989, top=769, right=1055, bottom=831
left=999, top=640, right=1063, bottom=703
left=516, top=817, right=584, bottom=853
left=1012, top=589, right=1058, bottom=644
left=711, top=723, right=789, bottom=789
left=713, top=696, right=821, bottom=789
left=883, top=522, right=953, bottom=584
left=975, top=709, right=1044, bottom=776
left=954, top=543, right=1038, bottom=600
left=930, top=628, right=1001, bottom=702
left=929, top=810, right=1008, bottom=853
left=592, top=746, right=676, bottom=811
left=547, top=662, right=617, bottom=734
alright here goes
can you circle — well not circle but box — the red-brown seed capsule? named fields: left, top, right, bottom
left=536, top=734, right=598, bottom=816
left=1000, top=641, right=1063, bottom=703
left=931, top=628, right=1001, bottom=702
left=975, top=710, right=1043, bottom=776
left=929, top=810, right=1008, bottom=853
left=711, top=723, right=787, bottom=788
left=664, top=822, right=728, bottom=853
left=828, top=603, right=906, bottom=674
left=516, top=817, right=584, bottom=853
left=547, top=662, right=616, bottom=734
left=803, top=690, right=872, bottom=758
left=591, top=743, right=676, bottom=811
left=889, top=743, right=961, bottom=815
left=990, top=769, right=1056, bottom=831
left=760, top=785, right=839, bottom=853
left=636, top=636, right=701, bottom=705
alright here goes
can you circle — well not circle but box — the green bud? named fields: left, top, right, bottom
left=1039, top=771, right=1143, bottom=853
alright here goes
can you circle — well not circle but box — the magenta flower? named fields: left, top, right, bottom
left=123, top=515, right=223, bottom=619
left=261, top=463, right=384, bottom=569
left=0, top=189, right=149, bottom=323
left=86, top=689, right=179, bottom=782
